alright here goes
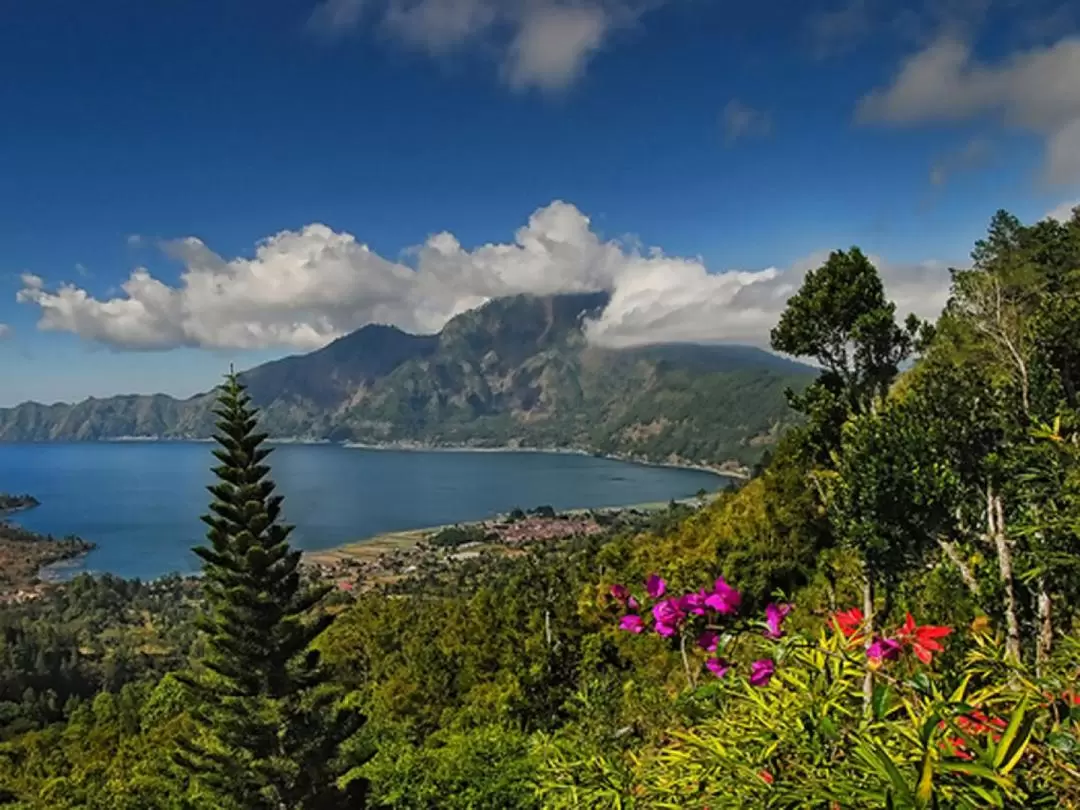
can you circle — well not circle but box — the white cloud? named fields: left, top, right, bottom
left=0, top=324, right=10, bottom=340
left=584, top=251, right=952, bottom=348
left=16, top=201, right=955, bottom=354
left=857, top=36, right=1080, bottom=183
left=721, top=99, right=772, bottom=145
left=1047, top=199, right=1080, bottom=221
left=503, top=5, right=609, bottom=90
left=309, top=0, right=651, bottom=91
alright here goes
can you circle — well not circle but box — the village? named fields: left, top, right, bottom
left=300, top=502, right=691, bottom=593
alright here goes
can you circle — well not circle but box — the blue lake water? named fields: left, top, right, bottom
left=0, top=442, right=724, bottom=581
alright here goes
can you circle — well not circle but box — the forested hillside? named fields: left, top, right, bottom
left=1, top=207, right=1079, bottom=808
left=0, top=293, right=812, bottom=470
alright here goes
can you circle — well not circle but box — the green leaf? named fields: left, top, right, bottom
left=1047, top=732, right=1076, bottom=754
left=915, top=749, right=934, bottom=808
left=993, top=700, right=1036, bottom=775
left=873, top=684, right=893, bottom=721
left=919, top=711, right=942, bottom=748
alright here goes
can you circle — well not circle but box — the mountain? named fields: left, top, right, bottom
left=0, top=293, right=815, bottom=470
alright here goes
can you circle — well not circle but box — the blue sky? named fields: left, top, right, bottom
left=2, top=0, right=1079, bottom=406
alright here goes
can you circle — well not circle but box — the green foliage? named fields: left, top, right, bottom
left=2, top=208, right=1080, bottom=808
left=428, top=524, right=494, bottom=548
left=363, top=726, right=541, bottom=809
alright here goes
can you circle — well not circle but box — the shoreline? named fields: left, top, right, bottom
left=339, top=440, right=750, bottom=480
left=302, top=495, right=716, bottom=568
left=85, top=435, right=751, bottom=479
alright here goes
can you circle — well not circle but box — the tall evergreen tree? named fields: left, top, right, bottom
left=176, top=372, right=368, bottom=809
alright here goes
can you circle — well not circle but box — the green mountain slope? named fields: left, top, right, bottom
left=0, top=293, right=813, bottom=469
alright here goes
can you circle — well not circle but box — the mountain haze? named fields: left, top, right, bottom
left=0, top=293, right=813, bottom=470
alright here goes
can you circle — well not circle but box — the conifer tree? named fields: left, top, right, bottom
left=176, top=372, right=368, bottom=809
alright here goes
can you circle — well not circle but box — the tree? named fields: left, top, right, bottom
left=771, top=248, right=921, bottom=702
left=176, top=373, right=369, bottom=809
left=902, top=207, right=1080, bottom=669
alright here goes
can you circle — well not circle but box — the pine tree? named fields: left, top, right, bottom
left=176, top=372, right=368, bottom=809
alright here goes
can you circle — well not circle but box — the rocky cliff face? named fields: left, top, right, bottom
left=0, top=293, right=813, bottom=467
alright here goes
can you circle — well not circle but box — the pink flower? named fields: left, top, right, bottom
left=652, top=598, right=685, bottom=637
left=749, top=659, right=775, bottom=687
left=619, top=614, right=645, bottom=633
left=627, top=596, right=639, bottom=610
left=706, top=657, right=730, bottom=678
left=866, top=637, right=902, bottom=661
left=764, top=603, right=792, bottom=639
left=678, top=590, right=708, bottom=616
left=697, top=631, right=719, bottom=652
left=704, top=577, right=742, bottom=615
left=645, top=574, right=666, bottom=599
left=610, top=584, right=629, bottom=603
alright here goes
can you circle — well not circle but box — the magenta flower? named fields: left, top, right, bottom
left=645, top=574, right=666, bottom=599
left=706, top=657, right=730, bottom=678
left=866, top=637, right=902, bottom=661
left=749, top=659, right=775, bottom=687
left=705, top=577, right=742, bottom=615
left=697, top=630, right=719, bottom=652
left=764, top=603, right=792, bottom=639
left=627, top=596, right=639, bottom=610
left=678, top=589, right=708, bottom=616
left=619, top=614, right=645, bottom=634
left=652, top=598, right=685, bottom=637
left=610, top=584, right=629, bottom=603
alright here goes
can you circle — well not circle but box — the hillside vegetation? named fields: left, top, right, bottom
left=0, top=207, right=1079, bottom=808
left=0, top=292, right=812, bottom=470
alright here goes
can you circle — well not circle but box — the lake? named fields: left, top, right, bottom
left=0, top=442, right=725, bottom=581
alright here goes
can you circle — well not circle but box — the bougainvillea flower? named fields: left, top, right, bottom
left=706, top=657, right=730, bottom=678
left=678, top=590, right=709, bottom=616
left=652, top=599, right=685, bottom=637
left=834, top=608, right=864, bottom=638
left=895, top=612, right=952, bottom=664
left=749, top=659, right=775, bottom=687
left=704, top=577, right=741, bottom=615
left=619, top=614, right=645, bottom=633
left=645, top=574, right=666, bottom=599
left=610, top=584, right=629, bottom=603
left=764, top=603, right=792, bottom=639
left=866, top=637, right=902, bottom=661
left=697, top=630, right=719, bottom=652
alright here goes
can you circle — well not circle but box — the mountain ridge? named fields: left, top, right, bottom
left=0, top=293, right=814, bottom=469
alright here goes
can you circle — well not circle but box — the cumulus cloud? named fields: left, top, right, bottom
left=16, top=201, right=955, bottom=354
left=721, top=99, right=772, bottom=145
left=857, top=36, right=1080, bottom=184
left=308, top=0, right=652, bottom=90
left=584, top=251, right=953, bottom=348
left=1047, top=199, right=1080, bottom=221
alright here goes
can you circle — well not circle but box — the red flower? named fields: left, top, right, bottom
left=895, top=612, right=952, bottom=663
left=940, top=736, right=974, bottom=761
left=758, top=770, right=774, bottom=785
left=834, top=607, right=864, bottom=639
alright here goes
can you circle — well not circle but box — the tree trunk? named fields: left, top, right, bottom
left=989, top=487, right=1021, bottom=662
left=1036, top=577, right=1053, bottom=676
left=862, top=568, right=875, bottom=713
left=937, top=537, right=980, bottom=596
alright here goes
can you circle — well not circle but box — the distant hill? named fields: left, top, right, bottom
left=0, top=293, right=815, bottom=470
